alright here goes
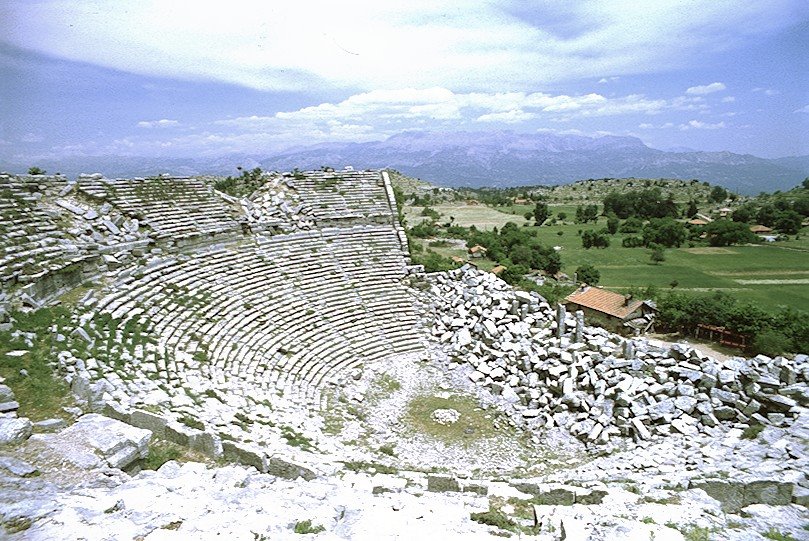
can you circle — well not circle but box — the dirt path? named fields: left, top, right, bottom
left=647, top=333, right=740, bottom=362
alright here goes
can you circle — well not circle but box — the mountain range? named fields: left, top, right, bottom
left=3, top=131, right=807, bottom=195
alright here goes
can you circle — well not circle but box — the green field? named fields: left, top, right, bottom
left=534, top=218, right=809, bottom=312
left=408, top=200, right=809, bottom=313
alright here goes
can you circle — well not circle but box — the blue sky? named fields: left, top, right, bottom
left=1, top=1, right=807, bottom=161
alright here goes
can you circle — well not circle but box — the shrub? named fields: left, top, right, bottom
left=752, top=329, right=792, bottom=356
left=470, top=510, right=517, bottom=532
left=575, top=264, right=600, bottom=285
left=582, top=229, right=609, bottom=249
left=622, top=236, right=644, bottom=248
left=294, top=519, right=325, bottom=535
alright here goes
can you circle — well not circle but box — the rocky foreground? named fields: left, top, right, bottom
left=1, top=265, right=808, bottom=539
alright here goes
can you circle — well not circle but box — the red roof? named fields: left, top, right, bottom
left=565, top=286, right=643, bottom=319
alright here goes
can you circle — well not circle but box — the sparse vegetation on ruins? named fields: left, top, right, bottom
left=0, top=169, right=806, bottom=539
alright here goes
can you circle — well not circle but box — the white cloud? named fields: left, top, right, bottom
left=680, top=119, right=726, bottom=130
left=598, top=76, right=620, bottom=84
left=137, top=119, right=179, bottom=128
left=721, top=96, right=736, bottom=103
left=476, top=110, right=535, bottom=123
left=638, top=123, right=654, bottom=129
left=795, top=105, right=809, bottom=113
left=261, top=88, right=685, bottom=130
left=1, top=2, right=800, bottom=91
left=752, top=87, right=779, bottom=96
left=686, top=82, right=726, bottom=95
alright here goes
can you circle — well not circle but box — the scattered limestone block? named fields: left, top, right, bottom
left=47, top=414, right=151, bottom=470
left=0, top=417, right=33, bottom=446
left=267, top=456, right=316, bottom=481
left=0, top=402, right=20, bottom=414
left=222, top=441, right=268, bottom=473
left=0, top=456, right=38, bottom=477
left=32, top=418, right=68, bottom=433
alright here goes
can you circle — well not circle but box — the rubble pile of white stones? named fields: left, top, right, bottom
left=55, top=196, right=149, bottom=252
left=239, top=175, right=316, bottom=231
left=428, top=265, right=809, bottom=446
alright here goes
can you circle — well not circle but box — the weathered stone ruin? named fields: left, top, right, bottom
left=0, top=169, right=806, bottom=539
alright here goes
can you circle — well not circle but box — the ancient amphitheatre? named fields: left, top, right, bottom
left=0, top=168, right=807, bottom=540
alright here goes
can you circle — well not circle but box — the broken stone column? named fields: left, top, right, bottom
left=556, top=303, right=566, bottom=339
left=575, top=310, right=584, bottom=343
left=623, top=339, right=634, bottom=359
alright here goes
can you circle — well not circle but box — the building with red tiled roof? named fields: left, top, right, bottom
left=468, top=245, right=488, bottom=258
left=749, top=224, right=773, bottom=234
left=564, top=285, right=656, bottom=335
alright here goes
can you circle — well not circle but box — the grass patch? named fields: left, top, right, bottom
left=675, top=525, right=712, bottom=541
left=377, top=373, right=401, bottom=393
left=404, top=392, right=511, bottom=444
left=143, top=440, right=184, bottom=470
left=281, top=426, right=316, bottom=451
left=0, top=307, right=74, bottom=421
left=293, top=519, right=325, bottom=535
left=340, top=460, right=398, bottom=475
left=179, top=415, right=205, bottom=431
left=741, top=424, right=765, bottom=439
left=762, top=529, right=798, bottom=541
left=470, top=510, right=518, bottom=532
left=378, top=444, right=396, bottom=457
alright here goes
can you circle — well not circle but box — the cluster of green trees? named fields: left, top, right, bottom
left=466, top=222, right=561, bottom=283
left=602, top=188, right=680, bottom=219
left=581, top=229, right=610, bottom=248
left=728, top=179, right=808, bottom=234
left=656, top=291, right=808, bottom=356
left=574, top=204, right=599, bottom=223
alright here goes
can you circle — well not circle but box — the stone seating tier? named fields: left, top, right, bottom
left=76, top=224, right=425, bottom=410
left=0, top=175, right=89, bottom=282
left=78, top=177, right=241, bottom=239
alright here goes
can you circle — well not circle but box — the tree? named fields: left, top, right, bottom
left=756, top=204, right=778, bottom=227
left=709, top=185, right=728, bottom=203
left=606, top=216, right=619, bottom=235
left=704, top=220, right=757, bottom=246
left=622, top=236, right=644, bottom=247
left=582, top=229, right=610, bottom=249
left=532, top=202, right=550, bottom=225
left=575, top=204, right=598, bottom=223
left=642, top=218, right=687, bottom=247
left=619, top=217, right=644, bottom=233
left=686, top=200, right=698, bottom=218
left=731, top=205, right=756, bottom=223
left=774, top=210, right=802, bottom=234
left=650, top=246, right=666, bottom=265
left=28, top=166, right=46, bottom=175
left=575, top=264, right=600, bottom=285
left=803, top=178, right=809, bottom=190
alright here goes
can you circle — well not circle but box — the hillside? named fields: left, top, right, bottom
left=5, top=132, right=808, bottom=196
left=260, top=131, right=808, bottom=194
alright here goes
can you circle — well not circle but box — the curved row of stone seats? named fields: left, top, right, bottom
left=77, top=176, right=240, bottom=240
left=0, top=174, right=89, bottom=283
left=82, top=224, right=425, bottom=410
left=278, top=170, right=393, bottom=222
